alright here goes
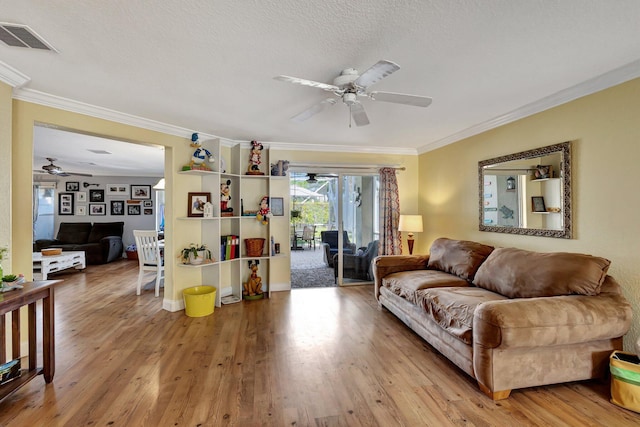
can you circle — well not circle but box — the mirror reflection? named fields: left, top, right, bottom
left=478, top=142, right=571, bottom=239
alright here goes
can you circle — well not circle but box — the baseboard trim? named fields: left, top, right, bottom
left=270, top=283, right=291, bottom=292
left=162, top=298, right=184, bottom=312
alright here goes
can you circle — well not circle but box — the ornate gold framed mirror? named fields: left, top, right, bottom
left=478, top=141, right=572, bottom=238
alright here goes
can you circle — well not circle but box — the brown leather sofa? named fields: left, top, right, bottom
left=35, top=222, right=124, bottom=265
left=373, top=237, right=632, bottom=400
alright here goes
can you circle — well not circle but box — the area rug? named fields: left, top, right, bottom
left=291, top=267, right=336, bottom=288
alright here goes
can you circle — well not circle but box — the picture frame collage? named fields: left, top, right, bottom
left=60, top=182, right=155, bottom=217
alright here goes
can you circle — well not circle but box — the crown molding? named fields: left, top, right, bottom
left=12, top=87, right=221, bottom=141
left=0, top=60, right=30, bottom=88
left=12, top=87, right=417, bottom=155
left=268, top=140, right=416, bottom=155
left=417, top=58, right=640, bottom=154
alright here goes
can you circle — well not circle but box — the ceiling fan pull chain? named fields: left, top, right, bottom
left=349, top=104, right=352, bottom=128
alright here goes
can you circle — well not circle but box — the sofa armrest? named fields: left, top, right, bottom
left=99, top=236, right=124, bottom=263
left=473, top=292, right=632, bottom=349
left=34, top=239, right=61, bottom=251
left=372, top=255, right=430, bottom=300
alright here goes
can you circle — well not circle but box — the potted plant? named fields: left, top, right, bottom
left=0, top=246, right=7, bottom=283
left=178, top=243, right=212, bottom=265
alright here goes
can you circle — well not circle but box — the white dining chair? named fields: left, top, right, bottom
left=133, top=230, right=164, bottom=297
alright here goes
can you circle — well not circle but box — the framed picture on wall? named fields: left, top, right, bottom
left=144, top=208, right=153, bottom=215
left=110, top=200, right=125, bottom=216
left=131, top=185, right=151, bottom=200
left=270, top=197, right=284, bottom=216
left=65, top=181, right=80, bottom=192
left=187, top=192, right=211, bottom=217
left=76, top=205, right=86, bottom=216
left=89, top=189, right=105, bottom=202
left=106, top=184, right=129, bottom=196
left=76, top=191, right=87, bottom=202
left=128, top=204, right=141, bottom=215
left=89, top=203, right=106, bottom=215
left=143, top=200, right=153, bottom=207
left=531, top=196, right=546, bottom=213
left=58, top=193, right=74, bottom=215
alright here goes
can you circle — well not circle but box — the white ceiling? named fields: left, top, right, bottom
left=32, top=125, right=164, bottom=178
left=4, top=1, right=640, bottom=176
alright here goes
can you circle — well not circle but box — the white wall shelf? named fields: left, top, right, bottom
left=177, top=262, right=218, bottom=268
left=175, top=139, right=290, bottom=307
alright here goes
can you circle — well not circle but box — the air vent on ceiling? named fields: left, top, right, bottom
left=0, top=22, right=57, bottom=51
left=87, top=149, right=112, bottom=155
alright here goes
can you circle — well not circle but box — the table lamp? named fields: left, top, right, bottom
left=399, top=214, right=423, bottom=255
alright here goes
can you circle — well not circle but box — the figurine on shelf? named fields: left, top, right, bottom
left=243, top=260, right=264, bottom=298
left=534, top=164, right=553, bottom=179
left=220, top=179, right=233, bottom=216
left=246, top=140, right=264, bottom=175
left=256, top=195, right=271, bottom=225
left=270, top=160, right=290, bottom=176
left=203, top=202, right=214, bottom=218
left=187, top=132, right=215, bottom=171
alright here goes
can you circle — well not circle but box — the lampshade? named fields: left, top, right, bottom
left=398, top=215, right=423, bottom=233
left=153, top=178, right=165, bottom=190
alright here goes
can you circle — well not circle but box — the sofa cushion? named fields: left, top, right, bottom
left=88, top=222, right=124, bottom=243
left=427, top=238, right=494, bottom=281
left=416, top=287, right=508, bottom=344
left=383, top=269, right=469, bottom=304
left=473, top=247, right=611, bottom=298
left=57, top=222, right=92, bottom=245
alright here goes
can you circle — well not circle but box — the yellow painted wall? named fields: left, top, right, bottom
left=0, top=83, right=11, bottom=270
left=418, top=78, right=640, bottom=350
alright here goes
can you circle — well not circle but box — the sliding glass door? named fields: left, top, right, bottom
left=289, top=171, right=378, bottom=288
left=335, top=174, right=379, bottom=286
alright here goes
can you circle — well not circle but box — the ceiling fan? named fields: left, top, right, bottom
left=34, top=157, right=93, bottom=177
left=305, top=173, right=338, bottom=183
left=274, top=60, right=432, bottom=127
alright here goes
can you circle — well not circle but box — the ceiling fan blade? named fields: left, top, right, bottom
left=291, top=98, right=337, bottom=122
left=66, top=171, right=93, bottom=177
left=354, top=60, right=400, bottom=89
left=369, top=91, right=433, bottom=107
left=274, top=75, right=340, bottom=92
left=350, top=102, right=370, bottom=127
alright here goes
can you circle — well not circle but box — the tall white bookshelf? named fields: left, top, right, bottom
left=176, top=139, right=290, bottom=307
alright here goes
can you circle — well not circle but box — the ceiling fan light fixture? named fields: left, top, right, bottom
left=343, top=93, right=357, bottom=106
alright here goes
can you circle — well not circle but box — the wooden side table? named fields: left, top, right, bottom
left=0, top=280, right=61, bottom=402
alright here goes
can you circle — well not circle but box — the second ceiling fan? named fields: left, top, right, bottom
left=35, top=157, right=93, bottom=177
left=274, top=60, right=432, bottom=126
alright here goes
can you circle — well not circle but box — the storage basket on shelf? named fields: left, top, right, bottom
left=244, top=238, right=265, bottom=257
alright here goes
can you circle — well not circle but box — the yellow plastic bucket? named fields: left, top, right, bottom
left=183, top=286, right=217, bottom=317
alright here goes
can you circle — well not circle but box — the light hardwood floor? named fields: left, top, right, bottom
left=0, top=259, right=638, bottom=426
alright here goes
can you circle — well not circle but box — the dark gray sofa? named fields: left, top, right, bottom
left=34, top=222, right=124, bottom=265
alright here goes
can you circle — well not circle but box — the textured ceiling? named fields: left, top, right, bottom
left=4, top=0, right=640, bottom=172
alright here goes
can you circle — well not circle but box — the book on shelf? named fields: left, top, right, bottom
left=220, top=235, right=240, bottom=261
